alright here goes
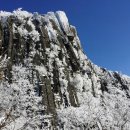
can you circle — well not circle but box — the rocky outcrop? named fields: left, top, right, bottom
left=0, top=9, right=130, bottom=130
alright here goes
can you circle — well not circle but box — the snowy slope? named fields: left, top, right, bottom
left=0, top=9, right=130, bottom=130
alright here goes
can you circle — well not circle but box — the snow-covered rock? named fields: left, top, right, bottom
left=0, top=9, right=130, bottom=130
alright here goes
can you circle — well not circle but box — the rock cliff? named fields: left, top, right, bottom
left=0, top=9, right=130, bottom=130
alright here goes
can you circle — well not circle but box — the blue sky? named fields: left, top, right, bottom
left=0, top=0, right=130, bottom=76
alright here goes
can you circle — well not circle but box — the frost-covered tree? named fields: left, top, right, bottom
left=0, top=55, right=9, bottom=80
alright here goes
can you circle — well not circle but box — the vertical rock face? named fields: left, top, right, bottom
left=0, top=9, right=130, bottom=130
